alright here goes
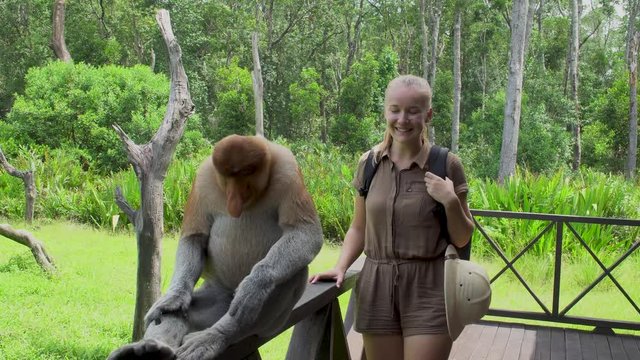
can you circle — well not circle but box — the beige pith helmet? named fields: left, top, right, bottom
left=444, top=245, right=492, bottom=341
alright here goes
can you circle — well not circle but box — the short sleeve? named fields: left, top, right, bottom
left=351, top=150, right=372, bottom=191
left=446, top=153, right=469, bottom=195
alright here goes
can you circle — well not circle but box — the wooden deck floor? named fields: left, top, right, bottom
left=449, top=321, right=640, bottom=360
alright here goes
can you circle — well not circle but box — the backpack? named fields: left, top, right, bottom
left=357, top=145, right=472, bottom=260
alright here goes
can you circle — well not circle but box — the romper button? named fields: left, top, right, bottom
left=407, top=188, right=412, bottom=192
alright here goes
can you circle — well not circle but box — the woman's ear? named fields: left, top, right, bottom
left=425, top=108, right=433, bottom=123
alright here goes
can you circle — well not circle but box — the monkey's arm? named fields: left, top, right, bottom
left=228, top=184, right=323, bottom=318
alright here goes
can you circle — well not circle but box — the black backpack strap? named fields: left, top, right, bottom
left=428, top=145, right=449, bottom=180
left=358, top=149, right=379, bottom=198
left=429, top=145, right=449, bottom=233
left=428, top=145, right=472, bottom=260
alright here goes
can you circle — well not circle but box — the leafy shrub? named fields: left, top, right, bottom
left=5, top=61, right=169, bottom=173
left=208, top=59, right=255, bottom=142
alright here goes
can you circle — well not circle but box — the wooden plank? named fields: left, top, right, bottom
left=578, top=332, right=597, bottom=360
left=518, top=326, right=537, bottom=360
left=621, top=335, right=640, bottom=359
left=533, top=325, right=550, bottom=360
left=500, top=323, right=524, bottom=360
left=593, top=333, right=612, bottom=360
left=549, top=328, right=565, bottom=360
left=607, top=334, right=628, bottom=360
left=449, top=323, right=484, bottom=360
left=485, top=324, right=510, bottom=360
left=468, top=323, right=499, bottom=360
left=564, top=329, right=581, bottom=360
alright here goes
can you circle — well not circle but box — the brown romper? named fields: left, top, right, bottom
left=352, top=142, right=469, bottom=336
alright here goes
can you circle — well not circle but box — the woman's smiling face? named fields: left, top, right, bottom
left=384, top=85, right=432, bottom=146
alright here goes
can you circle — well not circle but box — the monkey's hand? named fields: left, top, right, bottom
left=176, top=328, right=227, bottom=360
left=228, top=274, right=275, bottom=324
left=144, top=289, right=192, bottom=329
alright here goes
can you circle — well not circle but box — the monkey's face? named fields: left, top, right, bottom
left=212, top=135, right=271, bottom=218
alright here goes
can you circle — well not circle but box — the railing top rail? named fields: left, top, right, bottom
left=218, top=265, right=361, bottom=359
left=471, top=209, right=640, bottom=226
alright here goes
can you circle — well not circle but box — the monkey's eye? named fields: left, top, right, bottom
left=236, top=166, right=256, bottom=177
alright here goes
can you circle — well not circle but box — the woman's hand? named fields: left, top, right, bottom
left=424, top=172, right=457, bottom=206
left=309, top=268, right=347, bottom=288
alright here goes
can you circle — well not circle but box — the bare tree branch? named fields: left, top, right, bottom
left=114, top=186, right=137, bottom=225
left=0, top=148, right=36, bottom=223
left=0, top=224, right=56, bottom=274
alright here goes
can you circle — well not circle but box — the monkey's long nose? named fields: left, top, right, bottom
left=226, top=186, right=243, bottom=218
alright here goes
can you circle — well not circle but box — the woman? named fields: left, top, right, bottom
left=310, top=75, right=474, bottom=360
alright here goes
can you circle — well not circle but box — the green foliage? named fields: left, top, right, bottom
left=5, top=61, right=169, bottom=173
left=283, top=139, right=359, bottom=243
left=469, top=167, right=640, bottom=257
left=329, top=114, right=379, bottom=155
left=583, top=73, right=637, bottom=172
left=288, top=68, right=326, bottom=140
left=208, top=60, right=255, bottom=141
left=339, top=53, right=380, bottom=119
left=460, top=90, right=572, bottom=179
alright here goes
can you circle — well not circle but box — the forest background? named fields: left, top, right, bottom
left=1, top=0, right=640, bottom=358
left=1, top=0, right=640, bottom=236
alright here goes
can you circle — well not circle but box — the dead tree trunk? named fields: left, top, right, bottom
left=50, top=0, right=72, bottom=62
left=0, top=224, right=56, bottom=274
left=252, top=32, right=265, bottom=137
left=0, top=148, right=36, bottom=223
left=113, top=9, right=194, bottom=341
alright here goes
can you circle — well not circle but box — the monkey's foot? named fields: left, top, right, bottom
left=107, top=339, right=175, bottom=360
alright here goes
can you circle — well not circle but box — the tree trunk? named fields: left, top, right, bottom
left=0, top=148, right=36, bottom=223
left=345, top=0, right=364, bottom=76
left=420, top=0, right=430, bottom=82
left=252, top=32, right=265, bottom=137
left=112, top=9, right=194, bottom=341
left=569, top=0, right=581, bottom=171
left=627, top=31, right=639, bottom=180
left=50, top=0, right=71, bottom=62
left=428, top=0, right=443, bottom=145
left=498, top=0, right=530, bottom=183
left=0, top=224, right=56, bottom=274
left=451, top=6, right=462, bottom=153
left=538, top=0, right=545, bottom=70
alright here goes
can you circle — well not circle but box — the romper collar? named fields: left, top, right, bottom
left=378, top=141, right=431, bottom=170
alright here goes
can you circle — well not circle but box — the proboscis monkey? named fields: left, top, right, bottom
left=108, top=135, right=323, bottom=360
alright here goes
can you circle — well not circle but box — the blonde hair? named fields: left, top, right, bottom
left=376, top=75, right=433, bottom=160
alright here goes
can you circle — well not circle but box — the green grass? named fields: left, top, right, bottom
left=0, top=222, right=638, bottom=359
left=0, top=221, right=346, bottom=359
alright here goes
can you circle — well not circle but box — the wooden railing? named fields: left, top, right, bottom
left=472, top=210, right=640, bottom=332
left=217, top=210, right=640, bottom=359
left=216, top=264, right=362, bottom=360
